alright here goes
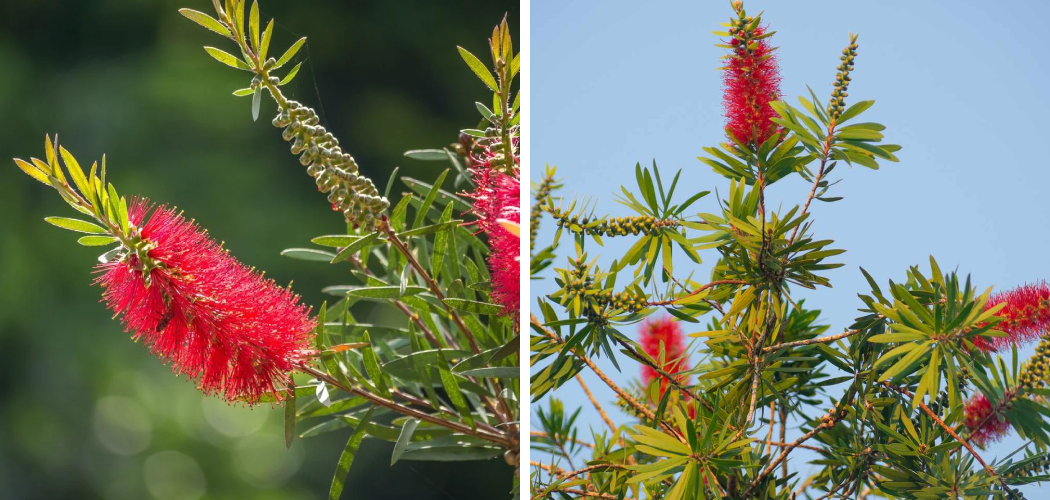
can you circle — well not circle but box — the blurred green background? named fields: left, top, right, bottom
left=0, top=1, right=517, bottom=499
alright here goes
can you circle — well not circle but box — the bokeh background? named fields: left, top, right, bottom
left=0, top=1, right=517, bottom=499
left=531, top=0, right=1050, bottom=497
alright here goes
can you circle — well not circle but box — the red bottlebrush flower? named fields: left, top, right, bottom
left=976, top=282, right=1050, bottom=352
left=964, top=394, right=1011, bottom=447
left=723, top=26, right=783, bottom=147
left=97, top=200, right=315, bottom=404
left=468, top=138, right=521, bottom=321
left=639, top=317, right=689, bottom=393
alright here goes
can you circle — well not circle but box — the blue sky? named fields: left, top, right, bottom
left=530, top=0, right=1050, bottom=495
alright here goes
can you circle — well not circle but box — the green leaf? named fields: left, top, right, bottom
left=399, top=444, right=502, bottom=462
left=78, top=235, right=118, bottom=246
left=280, top=248, right=337, bottom=262
left=361, top=332, right=390, bottom=395
left=58, top=147, right=91, bottom=199
left=279, top=62, right=301, bottom=86
left=390, top=418, right=419, bottom=465
left=413, top=169, right=448, bottom=228
left=259, top=19, right=274, bottom=60
left=14, top=158, right=50, bottom=185
left=251, top=86, right=262, bottom=122
left=204, top=46, right=252, bottom=70
left=248, top=0, right=260, bottom=50
left=178, top=9, right=232, bottom=37
left=329, top=406, right=375, bottom=500
left=284, top=386, right=296, bottom=448
left=836, top=100, right=875, bottom=124
left=275, top=37, right=306, bottom=70
left=45, top=216, right=107, bottom=234
left=232, top=88, right=254, bottom=96
left=457, top=46, right=497, bottom=91
left=311, top=235, right=361, bottom=248
left=331, top=232, right=379, bottom=263
left=404, top=149, right=451, bottom=161
left=341, top=286, right=427, bottom=299
left=431, top=203, right=454, bottom=281
left=444, top=298, right=503, bottom=315
left=457, top=367, right=519, bottom=378
left=439, top=369, right=473, bottom=426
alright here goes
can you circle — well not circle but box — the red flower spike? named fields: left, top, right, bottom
left=97, top=199, right=315, bottom=404
left=964, top=394, right=1011, bottom=447
left=639, top=316, right=689, bottom=399
left=468, top=138, right=521, bottom=322
left=976, top=282, right=1050, bottom=352
left=723, top=26, right=783, bottom=147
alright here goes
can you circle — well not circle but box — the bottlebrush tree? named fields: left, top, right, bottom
left=530, top=3, right=1050, bottom=499
left=11, top=0, right=520, bottom=498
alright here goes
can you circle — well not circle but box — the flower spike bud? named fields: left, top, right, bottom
left=828, top=33, right=860, bottom=121
left=721, top=2, right=782, bottom=147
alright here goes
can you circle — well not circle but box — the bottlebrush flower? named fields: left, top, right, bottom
left=468, top=138, right=521, bottom=321
left=964, top=394, right=1011, bottom=447
left=975, top=282, right=1050, bottom=352
left=97, top=199, right=315, bottom=404
left=639, top=316, right=689, bottom=392
left=722, top=20, right=782, bottom=147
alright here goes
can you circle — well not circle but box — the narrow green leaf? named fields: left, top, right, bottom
left=413, top=169, right=448, bottom=228
left=280, top=248, right=337, bottom=262
left=204, top=46, right=252, bottom=70
left=248, top=0, right=260, bottom=50
left=390, top=419, right=419, bottom=465
left=444, top=298, right=503, bottom=315
left=404, top=149, right=451, bottom=161
left=311, top=235, right=361, bottom=248
left=251, top=86, right=262, bottom=121
left=331, top=232, right=380, bottom=263
left=77, top=235, right=118, bottom=246
left=45, top=216, right=107, bottom=234
left=279, top=62, right=301, bottom=86
left=457, top=367, right=519, bottom=378
left=284, top=386, right=296, bottom=448
left=178, top=8, right=232, bottom=37
left=259, top=19, right=274, bottom=60
left=14, top=158, right=51, bottom=185
left=457, top=47, right=497, bottom=91
left=275, top=37, right=306, bottom=70
left=329, top=406, right=375, bottom=500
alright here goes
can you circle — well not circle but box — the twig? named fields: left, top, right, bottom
left=531, top=314, right=683, bottom=440
left=789, top=124, right=836, bottom=245
left=883, top=382, right=1005, bottom=487
left=762, top=328, right=861, bottom=353
left=647, top=279, right=748, bottom=307
left=297, top=362, right=511, bottom=447
left=379, top=219, right=481, bottom=355
left=530, top=431, right=594, bottom=449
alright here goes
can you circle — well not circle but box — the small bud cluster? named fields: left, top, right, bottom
left=827, top=34, right=859, bottom=121
left=547, top=206, right=682, bottom=238
left=530, top=169, right=559, bottom=249
left=272, top=100, right=389, bottom=231
left=1018, top=335, right=1050, bottom=393
left=1004, top=454, right=1050, bottom=480
left=559, top=258, right=648, bottom=328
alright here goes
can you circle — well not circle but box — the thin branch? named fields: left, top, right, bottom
left=789, top=124, right=837, bottom=245
left=647, top=279, right=748, bottom=307
left=379, top=219, right=481, bottom=354
left=530, top=431, right=594, bottom=449
left=297, top=362, right=511, bottom=447
left=531, top=314, right=684, bottom=440
left=883, top=382, right=1005, bottom=488
left=762, top=328, right=861, bottom=353
left=576, top=374, right=618, bottom=436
